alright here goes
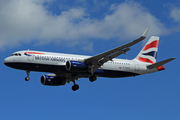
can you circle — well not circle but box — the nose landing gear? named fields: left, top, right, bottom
left=25, top=70, right=30, bottom=81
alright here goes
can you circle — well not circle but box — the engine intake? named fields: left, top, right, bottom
left=66, top=61, right=89, bottom=72
left=41, top=75, right=66, bottom=86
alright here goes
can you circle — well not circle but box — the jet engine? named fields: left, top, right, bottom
left=66, top=61, right=89, bottom=72
left=41, top=75, right=66, bottom=86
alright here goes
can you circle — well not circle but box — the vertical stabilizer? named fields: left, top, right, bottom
left=135, top=36, right=159, bottom=64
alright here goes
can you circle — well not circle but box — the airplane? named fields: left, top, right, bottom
left=3, top=27, right=176, bottom=91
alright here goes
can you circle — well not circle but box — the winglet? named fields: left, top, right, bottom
left=142, top=27, right=150, bottom=37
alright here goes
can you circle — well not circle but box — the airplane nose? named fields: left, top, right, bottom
left=4, top=58, right=8, bottom=65
left=3, top=57, right=10, bottom=66
left=4, top=57, right=19, bottom=69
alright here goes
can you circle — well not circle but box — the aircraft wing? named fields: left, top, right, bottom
left=85, top=27, right=150, bottom=73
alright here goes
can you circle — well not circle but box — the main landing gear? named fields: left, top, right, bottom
left=71, top=79, right=79, bottom=91
left=71, top=76, right=97, bottom=91
left=89, top=75, right=97, bottom=82
left=72, top=84, right=79, bottom=91
left=25, top=70, right=30, bottom=81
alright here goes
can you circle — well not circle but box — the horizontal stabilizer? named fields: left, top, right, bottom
left=147, top=58, right=176, bottom=69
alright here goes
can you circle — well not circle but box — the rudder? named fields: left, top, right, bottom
left=135, top=36, right=159, bottom=64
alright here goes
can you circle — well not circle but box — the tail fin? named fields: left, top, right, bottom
left=135, top=36, right=159, bottom=64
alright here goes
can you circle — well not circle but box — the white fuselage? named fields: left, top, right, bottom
left=4, top=50, right=158, bottom=78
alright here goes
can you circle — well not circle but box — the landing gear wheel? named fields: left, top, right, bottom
left=25, top=77, right=30, bottom=81
left=25, top=70, right=30, bottom=81
left=72, top=84, right=79, bottom=91
left=89, top=75, right=97, bottom=82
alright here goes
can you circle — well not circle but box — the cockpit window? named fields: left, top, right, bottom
left=11, top=53, right=21, bottom=56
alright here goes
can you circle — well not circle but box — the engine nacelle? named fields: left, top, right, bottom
left=41, top=75, right=66, bottom=86
left=66, top=61, right=89, bottom=72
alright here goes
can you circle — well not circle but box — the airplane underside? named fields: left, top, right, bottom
left=5, top=62, right=140, bottom=78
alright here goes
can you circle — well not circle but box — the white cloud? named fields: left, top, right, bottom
left=170, top=7, right=180, bottom=22
left=0, top=0, right=166, bottom=50
left=0, top=0, right=49, bottom=48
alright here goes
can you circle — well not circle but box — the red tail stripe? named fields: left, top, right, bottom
left=143, top=40, right=159, bottom=51
left=137, top=57, right=154, bottom=64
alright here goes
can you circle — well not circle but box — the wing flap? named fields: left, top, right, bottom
left=98, top=48, right=131, bottom=65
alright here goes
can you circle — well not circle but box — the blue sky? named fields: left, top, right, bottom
left=0, top=0, right=180, bottom=120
